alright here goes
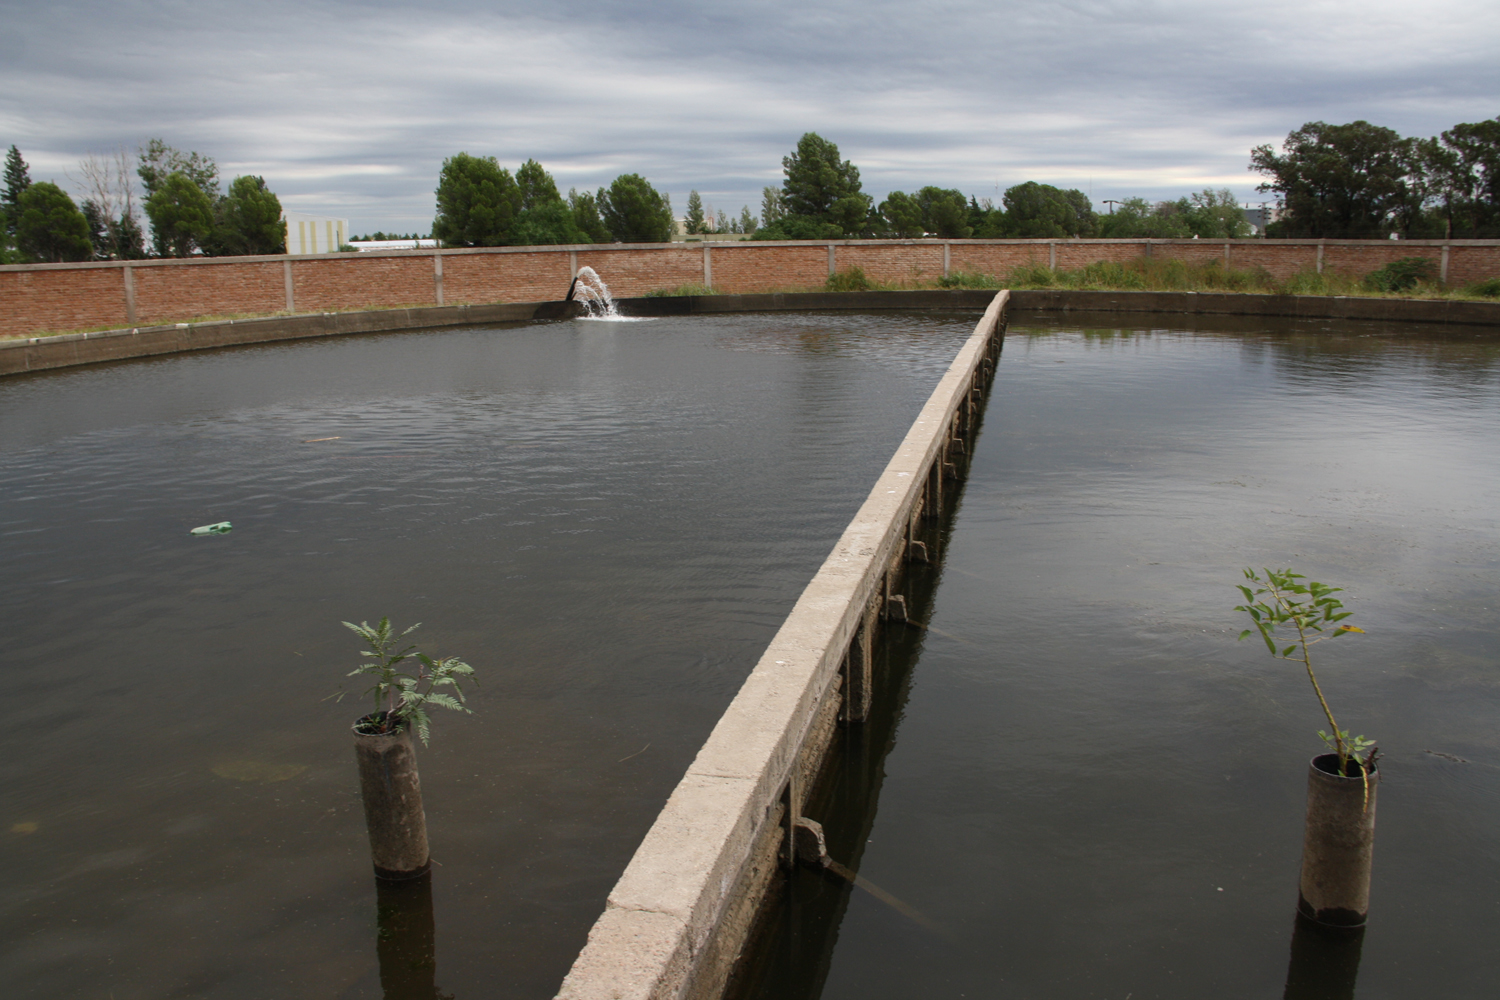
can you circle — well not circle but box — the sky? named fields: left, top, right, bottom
left=2, top=0, right=1497, bottom=234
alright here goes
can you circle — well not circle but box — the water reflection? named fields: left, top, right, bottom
left=375, top=874, right=451, bottom=1000
left=1282, top=913, right=1365, bottom=1000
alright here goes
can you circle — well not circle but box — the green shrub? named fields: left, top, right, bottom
left=937, top=269, right=1002, bottom=289
left=825, top=266, right=873, bottom=292
left=1005, top=262, right=1058, bottom=287
left=1465, top=277, right=1500, bottom=298
left=1280, top=269, right=1333, bottom=296
left=1363, top=256, right=1437, bottom=293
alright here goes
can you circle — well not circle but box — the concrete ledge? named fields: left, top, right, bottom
left=1009, top=288, right=1500, bottom=327
left=6, top=287, right=1495, bottom=378
left=0, top=301, right=564, bottom=377
left=554, top=291, right=1009, bottom=1000
left=616, top=289, right=1001, bottom=315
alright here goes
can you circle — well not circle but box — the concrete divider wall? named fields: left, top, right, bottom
left=5, top=237, right=1499, bottom=340
left=5, top=287, right=1496, bottom=379
left=553, top=291, right=1009, bottom=1000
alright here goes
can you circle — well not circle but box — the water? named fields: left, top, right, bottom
left=0, top=311, right=980, bottom=999
left=736, top=313, right=1500, bottom=1000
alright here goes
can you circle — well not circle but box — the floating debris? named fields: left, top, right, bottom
left=190, top=521, right=232, bottom=536
left=1423, top=749, right=1470, bottom=763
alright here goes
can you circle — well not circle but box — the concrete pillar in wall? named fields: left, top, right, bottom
left=283, top=260, right=295, bottom=313
left=1316, top=241, right=1325, bottom=275
left=569, top=250, right=578, bottom=278
left=1441, top=244, right=1450, bottom=285
left=433, top=252, right=444, bottom=306
left=1049, top=242, right=1057, bottom=269
left=122, top=265, right=137, bottom=326
left=827, top=243, right=836, bottom=277
left=943, top=242, right=951, bottom=277
left=1225, top=241, right=1232, bottom=268
left=703, top=245, right=713, bottom=289
left=843, top=593, right=880, bottom=723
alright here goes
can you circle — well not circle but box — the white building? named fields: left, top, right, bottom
left=284, top=213, right=351, bottom=254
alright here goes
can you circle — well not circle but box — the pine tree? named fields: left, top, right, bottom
left=3, top=145, right=32, bottom=234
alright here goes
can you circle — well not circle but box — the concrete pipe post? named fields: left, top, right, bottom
left=1297, top=753, right=1378, bottom=926
left=354, top=722, right=432, bottom=880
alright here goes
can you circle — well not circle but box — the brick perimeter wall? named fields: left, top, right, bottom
left=4, top=239, right=1499, bottom=340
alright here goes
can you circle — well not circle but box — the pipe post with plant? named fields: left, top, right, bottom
left=1236, top=568, right=1380, bottom=927
left=340, top=617, right=476, bottom=880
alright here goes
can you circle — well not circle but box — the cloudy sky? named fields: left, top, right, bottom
left=3, top=0, right=1496, bottom=233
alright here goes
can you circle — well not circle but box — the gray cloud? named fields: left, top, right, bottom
left=3, top=0, right=1496, bottom=232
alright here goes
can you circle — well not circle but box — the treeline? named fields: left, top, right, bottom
left=742, top=134, right=1247, bottom=242
left=1251, top=118, right=1500, bottom=238
left=431, top=154, right=674, bottom=246
left=0, top=140, right=286, bottom=264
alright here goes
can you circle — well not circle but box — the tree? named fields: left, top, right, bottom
left=510, top=199, right=587, bottom=246
left=916, top=186, right=972, bottom=238
left=506, top=160, right=590, bottom=245
left=880, top=190, right=924, bottom=237
left=569, top=188, right=612, bottom=243
left=751, top=215, right=845, bottom=241
left=138, top=140, right=219, bottom=255
left=779, top=132, right=871, bottom=237
left=432, top=152, right=520, bottom=247
left=215, top=175, right=285, bottom=255
left=76, top=149, right=145, bottom=259
left=16, top=182, right=93, bottom=262
left=1180, top=188, right=1252, bottom=238
left=515, top=159, right=561, bottom=213
left=684, top=190, right=705, bottom=234
left=144, top=172, right=215, bottom=257
left=1096, top=197, right=1192, bottom=238
left=1001, top=182, right=1096, bottom=237
left=1429, top=118, right=1500, bottom=238
left=137, top=139, right=219, bottom=200
left=1250, top=121, right=1417, bottom=238
left=760, top=186, right=785, bottom=228
left=599, top=174, right=674, bottom=242
left=737, top=205, right=757, bottom=235
left=4, top=145, right=32, bottom=236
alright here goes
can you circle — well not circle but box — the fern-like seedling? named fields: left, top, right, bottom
left=340, top=617, right=475, bottom=746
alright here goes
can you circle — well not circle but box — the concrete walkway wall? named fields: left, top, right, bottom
left=553, top=291, right=1010, bottom=1000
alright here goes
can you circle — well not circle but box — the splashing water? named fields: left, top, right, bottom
left=571, top=267, right=649, bottom=322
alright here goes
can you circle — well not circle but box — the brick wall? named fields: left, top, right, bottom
left=4, top=239, right=1498, bottom=340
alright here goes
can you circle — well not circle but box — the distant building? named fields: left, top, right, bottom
left=1242, top=204, right=1282, bottom=236
left=349, top=239, right=440, bottom=251
left=284, top=213, right=351, bottom=254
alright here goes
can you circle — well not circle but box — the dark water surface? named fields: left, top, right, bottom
left=738, top=314, right=1500, bottom=1000
left=0, top=312, right=979, bottom=999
